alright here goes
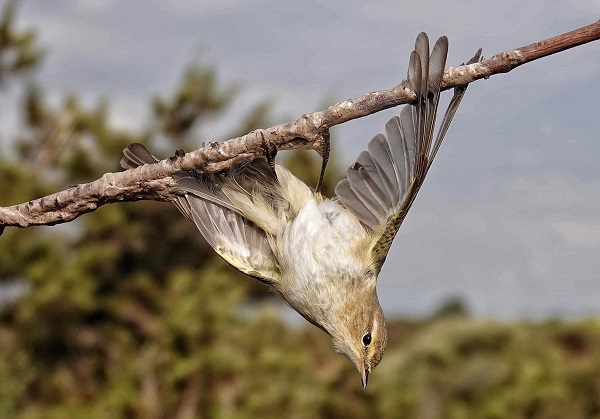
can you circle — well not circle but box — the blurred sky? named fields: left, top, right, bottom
left=2, top=0, right=600, bottom=319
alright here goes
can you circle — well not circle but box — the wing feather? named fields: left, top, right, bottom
left=355, top=151, right=394, bottom=208
left=335, top=179, right=381, bottom=229
left=121, top=143, right=280, bottom=283
left=335, top=34, right=480, bottom=274
left=367, top=134, right=400, bottom=200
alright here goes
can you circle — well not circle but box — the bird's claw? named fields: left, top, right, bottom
left=315, top=131, right=330, bottom=194
left=260, top=131, right=278, bottom=180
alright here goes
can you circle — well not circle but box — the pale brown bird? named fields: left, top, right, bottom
left=121, top=33, right=480, bottom=388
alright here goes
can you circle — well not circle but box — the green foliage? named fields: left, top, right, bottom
left=2, top=4, right=600, bottom=418
left=374, top=319, right=600, bottom=419
left=431, top=296, right=470, bottom=320
left=0, top=0, right=43, bottom=86
left=153, top=63, right=239, bottom=142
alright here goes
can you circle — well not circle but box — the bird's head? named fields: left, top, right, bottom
left=327, top=282, right=387, bottom=388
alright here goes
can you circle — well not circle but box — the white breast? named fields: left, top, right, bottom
left=278, top=198, right=369, bottom=289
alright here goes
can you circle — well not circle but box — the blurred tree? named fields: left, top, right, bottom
left=152, top=63, right=238, bottom=144
left=2, top=3, right=600, bottom=419
left=372, top=318, right=600, bottom=419
left=431, top=296, right=470, bottom=320
left=0, top=0, right=42, bottom=86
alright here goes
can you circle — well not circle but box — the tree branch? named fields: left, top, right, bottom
left=1, top=20, right=599, bottom=233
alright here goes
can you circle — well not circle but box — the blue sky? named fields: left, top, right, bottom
left=3, top=0, right=600, bottom=319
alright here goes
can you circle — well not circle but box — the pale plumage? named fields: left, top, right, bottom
left=121, top=33, right=481, bottom=388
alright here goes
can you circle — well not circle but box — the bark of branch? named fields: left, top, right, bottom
left=1, top=20, right=599, bottom=232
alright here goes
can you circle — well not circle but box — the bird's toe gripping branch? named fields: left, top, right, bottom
left=259, top=126, right=330, bottom=193
left=315, top=130, right=331, bottom=194
left=259, top=130, right=278, bottom=179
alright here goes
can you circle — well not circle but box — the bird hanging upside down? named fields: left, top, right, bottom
left=121, top=33, right=481, bottom=388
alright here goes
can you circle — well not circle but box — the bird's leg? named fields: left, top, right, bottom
left=260, top=131, right=278, bottom=180
left=315, top=131, right=330, bottom=194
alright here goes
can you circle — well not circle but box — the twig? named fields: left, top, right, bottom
left=1, top=20, right=599, bottom=232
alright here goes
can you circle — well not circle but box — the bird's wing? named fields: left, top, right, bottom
left=121, top=143, right=281, bottom=283
left=335, top=34, right=481, bottom=274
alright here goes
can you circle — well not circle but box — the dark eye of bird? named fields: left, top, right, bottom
left=362, top=332, right=372, bottom=346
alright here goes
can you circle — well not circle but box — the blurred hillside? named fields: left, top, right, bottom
left=1, top=2, right=600, bottom=418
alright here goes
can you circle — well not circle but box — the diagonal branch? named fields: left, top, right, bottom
left=1, top=20, right=599, bottom=233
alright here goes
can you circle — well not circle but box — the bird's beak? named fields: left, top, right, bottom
left=361, top=367, right=369, bottom=389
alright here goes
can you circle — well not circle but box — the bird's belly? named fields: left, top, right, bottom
left=278, top=199, right=369, bottom=285
left=273, top=199, right=371, bottom=323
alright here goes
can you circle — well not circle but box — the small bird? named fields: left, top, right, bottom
left=122, top=33, right=479, bottom=388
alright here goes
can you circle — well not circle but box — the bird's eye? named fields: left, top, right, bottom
left=362, top=332, right=372, bottom=346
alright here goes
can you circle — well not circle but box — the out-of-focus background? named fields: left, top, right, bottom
left=1, top=1, right=599, bottom=417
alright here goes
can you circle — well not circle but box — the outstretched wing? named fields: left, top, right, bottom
left=121, top=143, right=281, bottom=283
left=335, top=34, right=481, bottom=274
